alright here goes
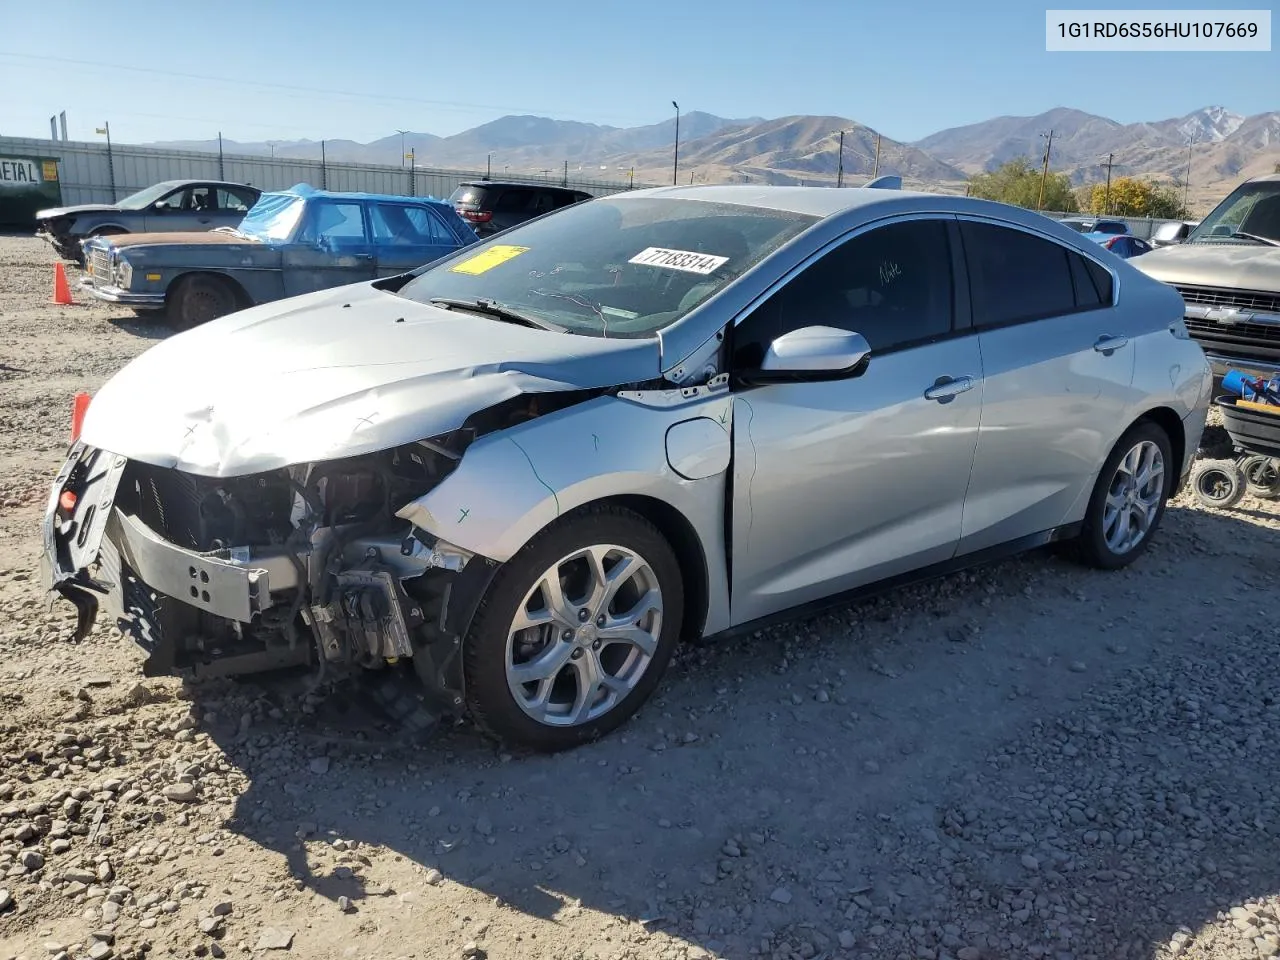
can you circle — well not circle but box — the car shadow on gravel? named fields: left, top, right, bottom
left=173, top=503, right=1280, bottom=959
left=106, top=314, right=171, bottom=341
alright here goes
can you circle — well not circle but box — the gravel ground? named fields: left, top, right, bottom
left=1, top=232, right=1279, bottom=960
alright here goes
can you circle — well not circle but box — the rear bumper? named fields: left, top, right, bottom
left=78, top=278, right=164, bottom=307
left=1205, top=352, right=1280, bottom=381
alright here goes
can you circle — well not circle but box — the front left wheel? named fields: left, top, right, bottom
left=463, top=506, right=684, bottom=752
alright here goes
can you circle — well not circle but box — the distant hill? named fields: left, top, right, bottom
left=913, top=105, right=1280, bottom=207
left=144, top=104, right=1280, bottom=209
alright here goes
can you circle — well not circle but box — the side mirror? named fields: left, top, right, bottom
left=747, top=326, right=871, bottom=383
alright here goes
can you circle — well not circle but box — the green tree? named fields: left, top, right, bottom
left=966, top=158, right=1078, bottom=212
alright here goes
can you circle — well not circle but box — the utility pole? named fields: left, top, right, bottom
left=486, top=153, right=491, bottom=180
left=320, top=140, right=327, bottom=190
left=1183, top=135, right=1195, bottom=213
left=563, top=159, right=568, bottom=187
left=671, top=101, right=680, bottom=186
left=1102, top=153, right=1114, bottom=214
left=873, top=134, right=881, bottom=178
left=1036, top=129, right=1055, bottom=211
left=836, top=130, right=844, bottom=188
left=218, top=132, right=225, bottom=181
left=95, top=122, right=116, bottom=201
left=396, top=130, right=409, bottom=168
left=407, top=148, right=415, bottom=196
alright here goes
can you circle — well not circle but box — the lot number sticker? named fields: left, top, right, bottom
left=449, top=244, right=530, bottom=276
left=628, top=247, right=729, bottom=275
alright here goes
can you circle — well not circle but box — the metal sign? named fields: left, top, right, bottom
left=0, top=158, right=42, bottom=186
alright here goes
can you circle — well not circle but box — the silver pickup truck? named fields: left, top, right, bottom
left=1133, top=173, right=1280, bottom=381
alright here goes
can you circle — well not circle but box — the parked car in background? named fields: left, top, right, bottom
left=1150, top=220, right=1199, bottom=247
left=79, top=184, right=478, bottom=329
left=35, top=179, right=261, bottom=263
left=1085, top=232, right=1152, bottom=259
left=44, top=185, right=1210, bottom=752
left=1059, top=216, right=1129, bottom=235
left=448, top=180, right=592, bottom=236
left=1132, top=173, right=1280, bottom=381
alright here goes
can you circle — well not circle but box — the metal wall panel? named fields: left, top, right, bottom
left=0, top=136, right=652, bottom=207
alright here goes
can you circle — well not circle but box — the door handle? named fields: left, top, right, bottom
left=352, top=253, right=374, bottom=260
left=924, top=375, right=975, bottom=403
left=1093, top=335, right=1129, bottom=354
left=197, top=218, right=211, bottom=224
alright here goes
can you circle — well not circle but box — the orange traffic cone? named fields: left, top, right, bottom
left=52, top=262, right=74, bottom=305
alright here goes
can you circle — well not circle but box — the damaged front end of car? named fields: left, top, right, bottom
left=41, top=397, right=575, bottom=717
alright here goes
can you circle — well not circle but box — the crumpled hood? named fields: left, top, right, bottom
left=80, top=282, right=661, bottom=477
left=1133, top=242, right=1280, bottom=294
left=36, top=204, right=120, bottom=220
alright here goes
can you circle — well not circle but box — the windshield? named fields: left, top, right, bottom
left=1187, top=180, right=1280, bottom=244
left=398, top=197, right=817, bottom=337
left=236, top=193, right=306, bottom=241
left=116, top=182, right=183, bottom=210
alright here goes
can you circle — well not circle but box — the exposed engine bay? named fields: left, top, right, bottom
left=43, top=393, right=588, bottom=714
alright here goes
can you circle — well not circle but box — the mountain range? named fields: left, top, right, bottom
left=147, top=105, right=1280, bottom=210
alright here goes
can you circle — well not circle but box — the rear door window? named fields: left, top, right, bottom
left=495, top=189, right=535, bottom=213
left=961, top=221, right=1080, bottom=328
left=371, top=203, right=458, bottom=245
left=216, top=188, right=254, bottom=213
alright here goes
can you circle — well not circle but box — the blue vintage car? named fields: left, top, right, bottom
left=80, top=184, right=480, bottom=328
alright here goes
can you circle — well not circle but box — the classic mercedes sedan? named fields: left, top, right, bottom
left=43, top=184, right=1212, bottom=751
left=79, top=184, right=478, bottom=329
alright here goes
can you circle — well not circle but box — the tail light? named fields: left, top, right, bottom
left=461, top=210, right=493, bottom=223
left=70, top=392, right=91, bottom=443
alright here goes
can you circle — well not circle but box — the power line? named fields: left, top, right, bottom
left=0, top=52, right=663, bottom=128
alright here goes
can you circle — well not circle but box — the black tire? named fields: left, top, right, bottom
left=1238, top=455, right=1280, bottom=499
left=463, top=505, right=684, bottom=752
left=169, top=275, right=237, bottom=331
left=1073, top=421, right=1174, bottom=570
left=1191, top=458, right=1246, bottom=509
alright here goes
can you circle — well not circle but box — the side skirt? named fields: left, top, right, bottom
left=703, top=523, right=1082, bottom=645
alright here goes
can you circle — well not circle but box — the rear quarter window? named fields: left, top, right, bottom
left=961, top=221, right=1083, bottom=327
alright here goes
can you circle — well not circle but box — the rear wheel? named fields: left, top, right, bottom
left=463, top=506, right=683, bottom=752
left=169, top=275, right=237, bottom=331
left=1073, top=422, right=1172, bottom=569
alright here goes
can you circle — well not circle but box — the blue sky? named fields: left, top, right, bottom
left=0, top=0, right=1274, bottom=145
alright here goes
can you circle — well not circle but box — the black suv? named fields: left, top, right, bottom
left=448, top=181, right=593, bottom=237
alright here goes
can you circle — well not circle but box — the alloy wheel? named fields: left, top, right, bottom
left=504, top=544, right=663, bottom=727
left=1102, top=439, right=1165, bottom=555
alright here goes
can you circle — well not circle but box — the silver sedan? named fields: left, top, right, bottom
left=41, top=184, right=1212, bottom=751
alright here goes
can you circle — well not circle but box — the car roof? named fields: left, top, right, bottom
left=456, top=180, right=585, bottom=193
left=609, top=183, right=1067, bottom=224
left=152, top=179, right=260, bottom=192
left=268, top=183, right=456, bottom=211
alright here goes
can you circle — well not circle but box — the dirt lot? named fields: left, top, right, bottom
left=1, top=233, right=1280, bottom=960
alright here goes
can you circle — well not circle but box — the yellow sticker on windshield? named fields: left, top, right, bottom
left=449, top=244, right=530, bottom=276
